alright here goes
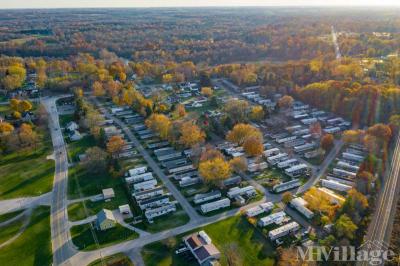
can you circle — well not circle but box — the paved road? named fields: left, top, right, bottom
left=0, top=192, right=52, bottom=215
left=93, top=98, right=201, bottom=222
left=358, top=134, right=400, bottom=266
left=43, top=97, right=76, bottom=266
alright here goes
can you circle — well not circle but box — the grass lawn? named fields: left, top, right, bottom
left=58, top=114, right=74, bottom=128
left=0, top=129, right=54, bottom=199
left=68, top=195, right=131, bottom=222
left=142, top=215, right=276, bottom=266
left=88, top=253, right=134, bottom=266
left=71, top=223, right=139, bottom=251
left=0, top=206, right=52, bottom=266
left=135, top=211, right=190, bottom=233
left=67, top=135, right=97, bottom=162
left=0, top=210, right=24, bottom=224
left=0, top=219, right=24, bottom=245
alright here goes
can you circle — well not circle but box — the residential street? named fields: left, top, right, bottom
left=43, top=96, right=76, bottom=266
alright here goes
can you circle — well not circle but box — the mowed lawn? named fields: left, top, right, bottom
left=0, top=207, right=52, bottom=266
left=71, top=223, right=139, bottom=251
left=142, top=215, right=276, bottom=266
left=0, top=131, right=54, bottom=199
left=88, top=253, right=134, bottom=266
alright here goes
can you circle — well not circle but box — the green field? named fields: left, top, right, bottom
left=0, top=210, right=24, bottom=224
left=0, top=219, right=24, bottom=245
left=0, top=207, right=52, bottom=266
left=67, top=135, right=97, bottom=162
left=142, top=215, right=276, bottom=266
left=135, top=210, right=190, bottom=233
left=88, top=253, right=134, bottom=266
left=58, top=114, right=74, bottom=128
left=71, top=223, right=139, bottom=251
left=0, top=130, right=54, bottom=199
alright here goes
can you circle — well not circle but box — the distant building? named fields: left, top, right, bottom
left=66, top=121, right=79, bottom=132
left=102, top=188, right=115, bottom=200
left=96, top=209, right=116, bottom=231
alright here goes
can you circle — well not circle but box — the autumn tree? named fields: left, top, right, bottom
left=82, top=146, right=108, bottom=173
left=229, top=157, right=248, bottom=173
left=179, top=121, right=205, bottom=148
left=282, top=191, right=293, bottom=204
left=173, top=104, right=186, bottom=118
left=199, top=157, right=231, bottom=185
left=334, top=214, right=358, bottom=240
left=106, top=135, right=125, bottom=156
left=249, top=106, right=264, bottom=121
left=320, top=134, right=334, bottom=152
left=243, top=135, right=264, bottom=157
left=145, top=114, right=171, bottom=140
left=224, top=98, right=249, bottom=123
left=201, top=87, right=213, bottom=97
left=343, top=130, right=363, bottom=143
left=92, top=81, right=105, bottom=96
left=278, top=95, right=294, bottom=109
left=226, top=123, right=263, bottom=145
left=2, top=64, right=26, bottom=90
left=0, top=122, right=14, bottom=135
left=309, top=122, right=322, bottom=137
left=199, top=145, right=224, bottom=162
left=18, top=123, right=38, bottom=147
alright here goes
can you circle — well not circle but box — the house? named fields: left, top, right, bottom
left=258, top=211, right=286, bottom=227
left=269, top=221, right=300, bottom=240
left=102, top=188, right=115, bottom=200
left=245, top=202, right=274, bottom=217
left=290, top=197, right=314, bottom=219
left=96, top=209, right=117, bottom=231
left=227, top=186, right=256, bottom=199
left=272, top=179, right=301, bottom=193
left=66, top=121, right=79, bottom=132
left=119, top=204, right=133, bottom=219
left=69, top=130, right=82, bottom=141
left=194, top=190, right=221, bottom=205
left=183, top=231, right=221, bottom=265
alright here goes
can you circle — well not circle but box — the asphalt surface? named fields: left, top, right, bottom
left=358, top=134, right=400, bottom=266
left=43, top=97, right=76, bottom=266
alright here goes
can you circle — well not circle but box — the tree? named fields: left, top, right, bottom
left=199, top=157, right=231, bottom=185
left=92, top=81, right=105, bottom=96
left=82, top=147, right=108, bottom=173
left=366, top=123, right=392, bottom=143
left=173, top=104, right=186, bottom=118
left=249, top=106, right=264, bottom=121
left=343, top=130, right=363, bottom=143
left=106, top=135, right=125, bottom=156
left=309, top=122, right=322, bottom=137
left=19, top=100, right=33, bottom=112
left=226, top=123, right=263, bottom=145
left=0, top=122, right=14, bottom=135
left=320, top=134, right=334, bottom=152
left=224, top=98, right=249, bottom=123
left=145, top=114, right=171, bottom=140
left=201, top=87, right=213, bottom=97
left=334, top=214, right=358, bottom=240
left=243, top=135, right=264, bottom=157
left=18, top=123, right=37, bottom=147
left=355, top=171, right=374, bottom=195
left=229, top=157, right=248, bottom=173
left=282, top=191, right=293, bottom=204
left=278, top=95, right=294, bottom=109
left=199, top=145, right=224, bottom=162
left=179, top=121, right=205, bottom=148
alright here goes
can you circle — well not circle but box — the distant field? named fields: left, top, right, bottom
left=0, top=129, right=54, bottom=199
left=142, top=215, right=276, bottom=266
left=0, top=207, right=52, bottom=266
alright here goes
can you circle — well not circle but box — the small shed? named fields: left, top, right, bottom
left=102, top=188, right=115, bottom=200
left=119, top=204, right=133, bottom=218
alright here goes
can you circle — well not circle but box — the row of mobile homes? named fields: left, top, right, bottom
left=133, top=186, right=164, bottom=201
left=269, top=222, right=300, bottom=240
left=227, top=186, right=257, bottom=199
left=332, top=168, right=357, bottom=179
left=290, top=198, right=314, bottom=219
left=294, top=143, right=316, bottom=153
left=258, top=211, right=286, bottom=227
left=276, top=136, right=297, bottom=144
left=145, top=203, right=176, bottom=222
left=267, top=153, right=289, bottom=165
left=273, top=179, right=301, bottom=193
left=324, top=127, right=341, bottom=134
left=277, top=159, right=299, bottom=169
left=285, top=164, right=309, bottom=178
left=337, top=161, right=360, bottom=172
left=342, top=152, right=364, bottom=163
left=248, top=162, right=268, bottom=172
left=133, top=179, right=158, bottom=191
left=137, top=195, right=170, bottom=210
left=125, top=172, right=154, bottom=184
left=128, top=166, right=147, bottom=176
left=200, top=198, right=231, bottom=214
left=263, top=148, right=280, bottom=157
left=179, top=177, right=201, bottom=187
left=326, top=176, right=355, bottom=186
left=154, top=147, right=182, bottom=161
left=321, top=179, right=352, bottom=192
left=194, top=190, right=222, bottom=205
left=245, top=202, right=274, bottom=217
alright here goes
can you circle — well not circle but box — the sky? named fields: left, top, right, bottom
left=1, top=0, right=399, bottom=9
